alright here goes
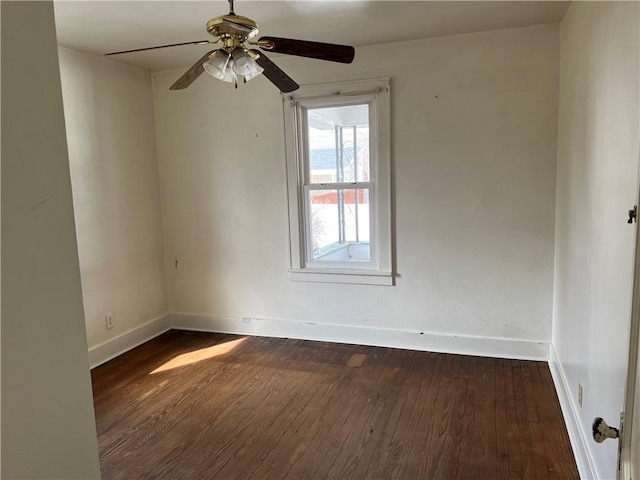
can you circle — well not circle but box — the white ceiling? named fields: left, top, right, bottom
left=53, top=1, right=571, bottom=72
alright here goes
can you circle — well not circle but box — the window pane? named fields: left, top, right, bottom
left=308, top=188, right=370, bottom=262
left=307, top=105, right=370, bottom=184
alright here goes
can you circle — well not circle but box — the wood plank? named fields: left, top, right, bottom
left=325, top=392, right=386, bottom=478
left=524, top=361, right=550, bottom=480
left=284, top=345, right=372, bottom=479
left=105, top=336, right=306, bottom=479
left=235, top=342, right=348, bottom=479
left=91, top=330, right=579, bottom=480
left=346, top=353, right=367, bottom=367
left=348, top=347, right=406, bottom=480
left=377, top=351, right=442, bottom=479
left=359, top=350, right=419, bottom=479
left=210, top=343, right=341, bottom=479
left=503, top=358, right=524, bottom=479
left=482, top=357, right=499, bottom=479
left=522, top=360, right=541, bottom=422
left=494, top=358, right=511, bottom=480
left=529, top=421, right=551, bottom=480
left=456, top=355, right=486, bottom=480
left=196, top=339, right=334, bottom=479
left=328, top=346, right=398, bottom=479
left=513, top=361, right=537, bottom=479
left=420, top=353, right=461, bottom=479
left=438, top=355, right=471, bottom=478
left=537, top=363, right=580, bottom=479
left=368, top=350, right=426, bottom=479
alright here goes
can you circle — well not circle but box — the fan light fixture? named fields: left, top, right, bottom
left=220, top=62, right=237, bottom=84
left=202, top=50, right=230, bottom=80
left=203, top=48, right=262, bottom=86
left=231, top=48, right=257, bottom=76
left=243, top=63, right=264, bottom=82
left=104, top=0, right=355, bottom=93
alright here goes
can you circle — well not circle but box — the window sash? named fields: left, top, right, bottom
left=298, top=99, right=378, bottom=270
left=300, top=100, right=378, bottom=188
left=302, top=185, right=377, bottom=270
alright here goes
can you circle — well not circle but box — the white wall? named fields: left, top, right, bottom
left=552, top=2, right=640, bottom=479
left=153, top=24, right=560, bottom=358
left=58, top=47, right=168, bottom=359
left=1, top=1, right=101, bottom=478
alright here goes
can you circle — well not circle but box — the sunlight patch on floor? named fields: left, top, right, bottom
left=150, top=337, right=247, bottom=374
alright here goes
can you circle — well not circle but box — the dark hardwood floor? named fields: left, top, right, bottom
left=91, top=330, right=578, bottom=479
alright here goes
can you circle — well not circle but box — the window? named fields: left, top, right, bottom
left=283, top=78, right=393, bottom=285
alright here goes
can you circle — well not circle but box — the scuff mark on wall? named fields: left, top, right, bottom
left=30, top=198, right=49, bottom=210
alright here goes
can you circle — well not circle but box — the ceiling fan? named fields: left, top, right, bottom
left=105, top=0, right=355, bottom=93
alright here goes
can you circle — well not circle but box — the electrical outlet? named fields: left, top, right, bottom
left=106, top=313, right=115, bottom=330
left=578, top=383, right=584, bottom=407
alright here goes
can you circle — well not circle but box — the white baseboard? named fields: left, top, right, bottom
left=88, top=314, right=171, bottom=368
left=549, top=344, right=597, bottom=480
left=169, top=313, right=550, bottom=361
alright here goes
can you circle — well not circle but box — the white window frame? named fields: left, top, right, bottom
left=283, top=78, right=393, bottom=286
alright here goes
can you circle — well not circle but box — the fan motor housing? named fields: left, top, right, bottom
left=207, top=14, right=259, bottom=40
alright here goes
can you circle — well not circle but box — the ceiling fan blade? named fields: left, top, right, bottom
left=105, top=40, right=213, bottom=56
left=251, top=50, right=299, bottom=93
left=258, top=36, right=355, bottom=64
left=170, top=50, right=217, bottom=90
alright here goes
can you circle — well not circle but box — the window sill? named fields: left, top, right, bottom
left=288, top=268, right=394, bottom=286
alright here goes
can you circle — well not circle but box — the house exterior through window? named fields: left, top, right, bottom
left=283, top=78, right=393, bottom=285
